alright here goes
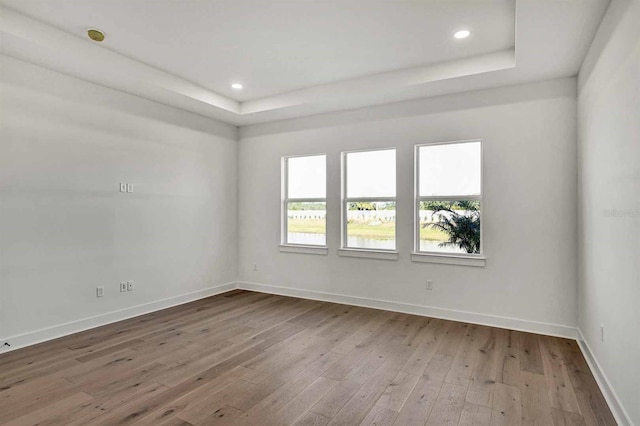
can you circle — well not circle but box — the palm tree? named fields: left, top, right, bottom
left=423, top=200, right=480, bottom=254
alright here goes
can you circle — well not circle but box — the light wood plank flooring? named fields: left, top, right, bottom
left=0, top=290, right=616, bottom=425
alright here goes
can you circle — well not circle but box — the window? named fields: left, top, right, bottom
left=415, top=140, right=482, bottom=255
left=342, top=148, right=396, bottom=251
left=282, top=154, right=327, bottom=246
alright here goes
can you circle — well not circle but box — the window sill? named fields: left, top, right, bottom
left=411, top=252, right=486, bottom=267
left=338, top=248, right=399, bottom=261
left=279, top=244, right=328, bottom=255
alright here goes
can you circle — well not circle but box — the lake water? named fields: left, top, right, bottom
left=288, top=232, right=466, bottom=254
left=287, top=232, right=327, bottom=246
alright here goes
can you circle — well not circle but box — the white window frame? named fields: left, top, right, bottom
left=413, top=139, right=485, bottom=266
left=280, top=154, right=328, bottom=252
left=340, top=147, right=398, bottom=256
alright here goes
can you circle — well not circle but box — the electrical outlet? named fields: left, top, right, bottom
left=127, top=281, right=134, bottom=291
left=120, top=282, right=127, bottom=292
left=120, top=183, right=127, bottom=193
left=426, top=280, right=433, bottom=291
left=96, top=286, right=104, bottom=297
left=600, top=325, right=604, bottom=342
left=127, top=184, right=133, bottom=193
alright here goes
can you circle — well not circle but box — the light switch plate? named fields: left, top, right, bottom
left=126, top=184, right=133, bottom=193
left=120, top=183, right=127, bottom=193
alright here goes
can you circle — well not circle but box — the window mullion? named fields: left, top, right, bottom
left=345, top=197, right=396, bottom=203
left=282, top=154, right=327, bottom=247
left=418, top=195, right=481, bottom=201
left=287, top=198, right=326, bottom=203
left=342, top=148, right=397, bottom=251
left=415, top=140, right=483, bottom=257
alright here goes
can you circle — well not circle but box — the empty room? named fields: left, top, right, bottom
left=1, top=0, right=638, bottom=425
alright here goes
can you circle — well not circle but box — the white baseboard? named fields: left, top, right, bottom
left=239, top=282, right=634, bottom=421
left=2, top=280, right=626, bottom=424
left=0, top=282, right=237, bottom=354
left=577, top=328, right=633, bottom=426
left=236, top=281, right=577, bottom=339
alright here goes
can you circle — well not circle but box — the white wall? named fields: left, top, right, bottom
left=577, top=0, right=640, bottom=424
left=238, top=78, right=579, bottom=335
left=0, top=56, right=238, bottom=348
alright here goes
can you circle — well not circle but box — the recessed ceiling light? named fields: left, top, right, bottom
left=231, top=83, right=243, bottom=90
left=454, top=30, right=471, bottom=39
left=87, top=29, right=105, bottom=42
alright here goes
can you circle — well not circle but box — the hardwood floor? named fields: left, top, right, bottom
left=0, top=290, right=616, bottom=425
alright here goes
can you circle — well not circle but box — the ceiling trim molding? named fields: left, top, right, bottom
left=241, top=50, right=516, bottom=115
left=0, top=5, right=516, bottom=126
left=0, top=6, right=240, bottom=117
left=0, top=0, right=609, bottom=126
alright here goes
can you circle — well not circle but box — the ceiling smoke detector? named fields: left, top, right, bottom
left=87, top=29, right=105, bottom=42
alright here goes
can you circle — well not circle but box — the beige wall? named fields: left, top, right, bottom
left=238, top=78, right=578, bottom=335
left=0, top=56, right=238, bottom=345
left=577, top=0, right=640, bottom=424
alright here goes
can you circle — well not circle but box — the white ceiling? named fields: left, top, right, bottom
left=0, top=0, right=610, bottom=126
